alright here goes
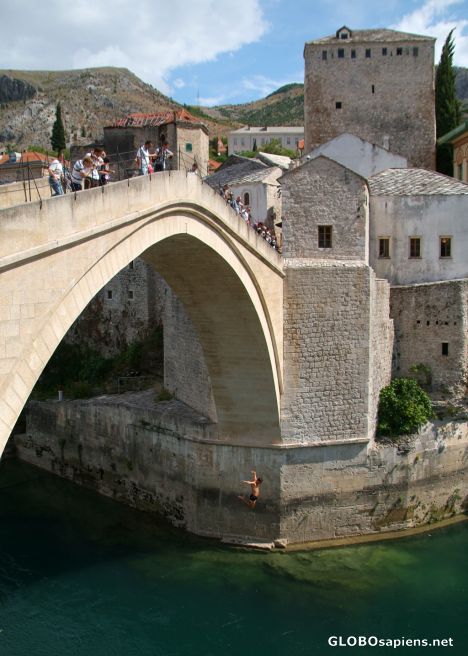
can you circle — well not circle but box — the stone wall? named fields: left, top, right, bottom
left=390, top=280, right=468, bottom=397
left=65, top=257, right=164, bottom=357
left=281, top=156, right=368, bottom=261
left=163, top=284, right=217, bottom=421
left=15, top=395, right=468, bottom=545
left=304, top=36, right=435, bottom=169
left=282, top=261, right=374, bottom=442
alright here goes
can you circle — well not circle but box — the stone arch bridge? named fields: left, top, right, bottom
left=0, top=172, right=284, bottom=456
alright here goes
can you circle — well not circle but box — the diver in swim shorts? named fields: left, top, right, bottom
left=238, top=470, right=263, bottom=508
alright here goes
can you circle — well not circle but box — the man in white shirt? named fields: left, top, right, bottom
left=84, top=147, right=105, bottom=189
left=136, top=141, right=152, bottom=175
left=48, top=157, right=64, bottom=196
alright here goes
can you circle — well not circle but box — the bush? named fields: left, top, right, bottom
left=377, top=378, right=434, bottom=438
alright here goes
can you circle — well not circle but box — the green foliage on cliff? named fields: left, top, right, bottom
left=377, top=378, right=434, bottom=438
left=436, top=30, right=462, bottom=175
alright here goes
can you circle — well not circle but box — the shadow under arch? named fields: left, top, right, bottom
left=141, top=233, right=281, bottom=443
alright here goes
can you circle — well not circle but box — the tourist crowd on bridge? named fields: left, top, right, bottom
left=218, top=184, right=280, bottom=252
left=46, top=145, right=280, bottom=253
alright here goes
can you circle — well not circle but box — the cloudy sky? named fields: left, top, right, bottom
left=1, top=0, right=467, bottom=105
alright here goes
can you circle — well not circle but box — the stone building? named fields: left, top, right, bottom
left=279, top=155, right=393, bottom=442
left=228, top=125, right=304, bottom=155
left=205, top=154, right=284, bottom=227
left=304, top=26, right=436, bottom=169
left=438, top=120, right=468, bottom=182
left=368, top=168, right=468, bottom=285
left=103, top=109, right=209, bottom=176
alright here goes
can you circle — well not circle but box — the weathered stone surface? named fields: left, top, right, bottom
left=16, top=395, right=468, bottom=545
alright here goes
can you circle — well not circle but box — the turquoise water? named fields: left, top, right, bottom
left=0, top=459, right=466, bottom=656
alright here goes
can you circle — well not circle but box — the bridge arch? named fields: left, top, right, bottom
left=0, top=174, right=284, bottom=453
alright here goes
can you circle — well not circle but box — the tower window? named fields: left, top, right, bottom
left=107, top=290, right=113, bottom=300
left=318, top=225, right=332, bottom=248
left=413, top=47, right=419, bottom=57
left=322, top=50, right=327, bottom=60
left=440, top=237, right=451, bottom=258
left=351, top=49, right=356, bottom=59
left=128, top=290, right=134, bottom=300
left=365, top=49, right=371, bottom=58
left=442, top=342, right=449, bottom=356
left=409, top=237, right=421, bottom=258
left=243, top=192, right=250, bottom=205
left=372, top=85, right=375, bottom=94
left=338, top=48, right=345, bottom=58
left=382, top=47, right=387, bottom=56
left=335, top=101, right=342, bottom=109
left=396, top=47, right=403, bottom=56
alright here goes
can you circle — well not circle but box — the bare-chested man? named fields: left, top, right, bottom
left=238, top=470, right=263, bottom=508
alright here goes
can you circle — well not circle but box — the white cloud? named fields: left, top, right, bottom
left=172, top=78, right=186, bottom=89
left=391, top=0, right=468, bottom=65
left=0, top=0, right=268, bottom=93
left=241, top=73, right=302, bottom=98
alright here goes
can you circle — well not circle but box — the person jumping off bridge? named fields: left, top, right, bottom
left=238, top=470, right=263, bottom=509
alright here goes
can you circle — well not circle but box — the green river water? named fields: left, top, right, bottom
left=0, top=459, right=466, bottom=656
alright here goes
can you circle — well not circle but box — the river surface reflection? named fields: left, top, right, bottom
left=0, top=459, right=466, bottom=656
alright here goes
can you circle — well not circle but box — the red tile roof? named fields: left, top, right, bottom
left=106, top=108, right=204, bottom=129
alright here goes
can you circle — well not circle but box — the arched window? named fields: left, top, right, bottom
left=243, top=192, right=250, bottom=206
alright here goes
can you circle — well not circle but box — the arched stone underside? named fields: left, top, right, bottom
left=0, top=173, right=284, bottom=455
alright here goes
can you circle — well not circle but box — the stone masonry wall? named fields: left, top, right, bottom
left=390, top=280, right=468, bottom=397
left=281, top=261, right=372, bottom=442
left=65, top=257, right=164, bottom=358
left=15, top=396, right=468, bottom=545
left=304, top=36, right=435, bottom=169
left=368, top=277, right=394, bottom=439
left=163, top=283, right=217, bottom=421
left=281, top=156, right=368, bottom=261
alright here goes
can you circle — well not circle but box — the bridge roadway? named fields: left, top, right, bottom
left=0, top=172, right=284, bottom=455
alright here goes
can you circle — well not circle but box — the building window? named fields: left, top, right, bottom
left=340, top=33, right=349, bottom=40
left=128, top=290, right=134, bottom=300
left=378, top=238, right=390, bottom=258
left=413, top=47, right=419, bottom=56
left=409, top=237, right=421, bottom=258
left=382, top=47, right=387, bottom=56
left=396, top=47, right=403, bottom=56
left=129, top=260, right=134, bottom=270
left=185, top=143, right=193, bottom=152
left=442, top=342, right=449, bottom=356
left=351, top=49, right=356, bottom=59
left=338, top=48, right=345, bottom=58
left=440, top=236, right=451, bottom=258
left=372, top=84, right=375, bottom=94
left=243, top=192, right=250, bottom=205
left=107, top=290, right=113, bottom=300
left=365, top=48, right=371, bottom=58
left=318, top=225, right=332, bottom=248
left=335, top=101, right=342, bottom=109
left=322, top=50, right=327, bottom=60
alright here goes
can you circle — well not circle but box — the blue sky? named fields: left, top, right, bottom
left=1, top=0, right=467, bottom=106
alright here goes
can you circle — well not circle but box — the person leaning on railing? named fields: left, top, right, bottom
left=70, top=156, right=94, bottom=191
left=48, top=157, right=64, bottom=196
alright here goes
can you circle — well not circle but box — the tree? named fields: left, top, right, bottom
left=435, top=30, right=461, bottom=175
left=377, top=378, right=434, bottom=439
left=51, top=103, right=66, bottom=155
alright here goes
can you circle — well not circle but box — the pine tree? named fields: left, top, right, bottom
left=51, top=103, right=66, bottom=155
left=435, top=30, right=461, bottom=175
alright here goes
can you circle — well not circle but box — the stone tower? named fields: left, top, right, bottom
left=303, top=26, right=436, bottom=169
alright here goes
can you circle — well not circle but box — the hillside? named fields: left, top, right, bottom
left=202, top=83, right=304, bottom=126
left=0, top=68, right=234, bottom=150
